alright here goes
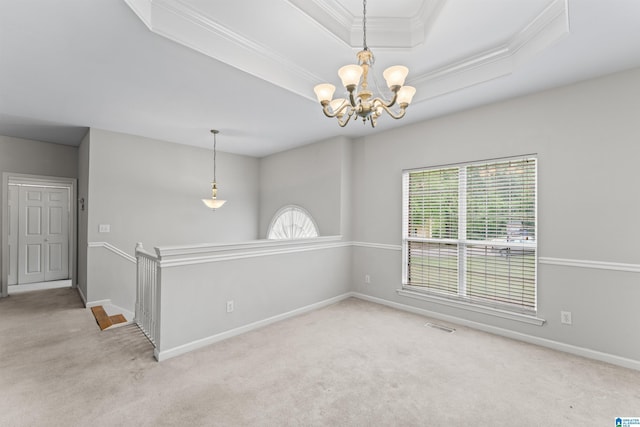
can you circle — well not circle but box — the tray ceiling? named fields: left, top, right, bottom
left=123, top=0, right=568, bottom=102
left=1, top=0, right=640, bottom=156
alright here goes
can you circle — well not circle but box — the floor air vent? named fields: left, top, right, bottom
left=425, top=322, right=455, bottom=333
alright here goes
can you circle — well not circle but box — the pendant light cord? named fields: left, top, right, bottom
left=213, top=131, right=217, bottom=182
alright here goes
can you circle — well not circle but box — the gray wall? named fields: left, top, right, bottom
left=0, top=135, right=78, bottom=290
left=84, top=128, right=260, bottom=310
left=350, top=67, right=640, bottom=362
left=259, top=136, right=351, bottom=238
left=159, top=245, right=352, bottom=355
left=77, top=131, right=90, bottom=300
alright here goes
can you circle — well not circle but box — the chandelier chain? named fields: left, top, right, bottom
left=362, top=0, right=368, bottom=50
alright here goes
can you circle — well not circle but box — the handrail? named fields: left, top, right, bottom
left=134, top=242, right=160, bottom=348
left=88, top=241, right=137, bottom=263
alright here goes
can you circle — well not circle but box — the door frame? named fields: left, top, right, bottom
left=1, top=173, right=77, bottom=297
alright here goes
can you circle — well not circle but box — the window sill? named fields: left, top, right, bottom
left=396, top=288, right=546, bottom=326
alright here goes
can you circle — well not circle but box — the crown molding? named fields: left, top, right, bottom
left=124, top=0, right=323, bottom=101
left=288, top=0, right=445, bottom=49
left=410, top=0, right=569, bottom=102
left=287, top=0, right=352, bottom=46
left=124, top=0, right=569, bottom=104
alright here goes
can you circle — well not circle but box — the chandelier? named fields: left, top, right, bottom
left=313, top=0, right=416, bottom=128
left=202, top=129, right=227, bottom=210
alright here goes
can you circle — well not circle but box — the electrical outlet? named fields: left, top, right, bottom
left=99, top=224, right=111, bottom=233
left=364, top=274, right=371, bottom=284
left=226, top=300, right=234, bottom=313
left=561, top=311, right=572, bottom=325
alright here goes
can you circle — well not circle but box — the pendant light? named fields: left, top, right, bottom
left=202, top=129, right=227, bottom=210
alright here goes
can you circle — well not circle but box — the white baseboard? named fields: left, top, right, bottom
left=350, top=292, right=640, bottom=372
left=85, top=298, right=111, bottom=308
left=155, top=293, right=353, bottom=361
left=9, top=280, right=72, bottom=294
left=85, top=298, right=134, bottom=323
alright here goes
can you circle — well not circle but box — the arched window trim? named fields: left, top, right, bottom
left=267, top=205, right=320, bottom=240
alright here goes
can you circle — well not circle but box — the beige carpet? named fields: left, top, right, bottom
left=1, top=287, right=639, bottom=426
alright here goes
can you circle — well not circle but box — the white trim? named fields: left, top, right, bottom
left=99, top=239, right=640, bottom=274
left=85, top=298, right=112, bottom=308
left=1, top=173, right=77, bottom=298
left=288, top=0, right=446, bottom=49
left=125, top=0, right=322, bottom=101
left=154, top=235, right=346, bottom=268
left=539, top=257, right=640, bottom=273
left=155, top=235, right=342, bottom=256
left=352, top=241, right=402, bottom=251
left=155, top=293, right=352, bottom=361
left=411, top=0, right=569, bottom=103
left=351, top=293, right=640, bottom=371
left=88, top=242, right=136, bottom=264
left=352, top=241, right=640, bottom=274
left=84, top=298, right=134, bottom=326
left=158, top=242, right=351, bottom=268
left=123, top=0, right=567, bottom=104
left=8, top=280, right=71, bottom=294
left=396, top=288, right=545, bottom=326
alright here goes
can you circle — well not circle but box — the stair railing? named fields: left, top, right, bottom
left=134, top=243, right=160, bottom=347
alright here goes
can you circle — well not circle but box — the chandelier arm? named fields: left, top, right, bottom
left=337, top=113, right=353, bottom=127
left=321, top=102, right=352, bottom=119
left=348, top=88, right=358, bottom=107
left=372, top=90, right=399, bottom=109
left=375, top=102, right=408, bottom=120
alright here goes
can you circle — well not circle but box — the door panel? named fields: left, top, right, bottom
left=19, top=188, right=46, bottom=284
left=48, top=243, right=63, bottom=272
left=49, top=206, right=63, bottom=234
left=27, top=206, right=42, bottom=235
left=26, top=244, right=43, bottom=273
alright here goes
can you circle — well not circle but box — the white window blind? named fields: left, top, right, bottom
left=403, top=157, right=537, bottom=312
left=404, top=168, right=459, bottom=295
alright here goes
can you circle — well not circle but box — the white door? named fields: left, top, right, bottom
left=17, top=186, right=70, bottom=284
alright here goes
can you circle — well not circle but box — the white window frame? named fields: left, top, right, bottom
left=267, top=205, right=319, bottom=240
left=401, top=155, right=542, bottom=324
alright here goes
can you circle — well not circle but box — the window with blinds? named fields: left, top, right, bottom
left=402, top=157, right=537, bottom=312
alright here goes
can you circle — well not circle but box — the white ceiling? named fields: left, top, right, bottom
left=1, top=0, right=640, bottom=157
